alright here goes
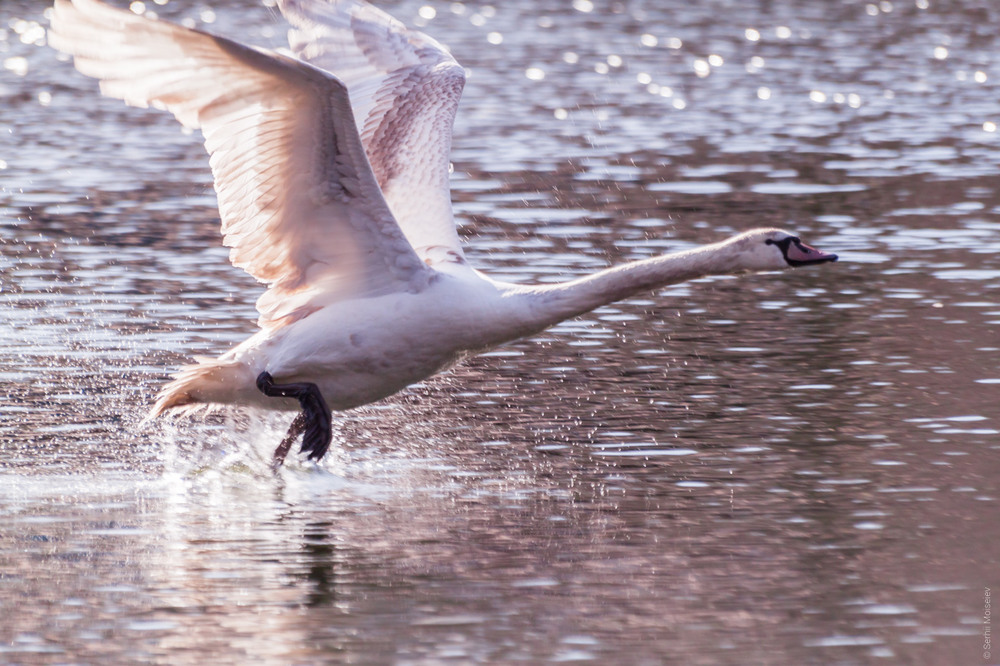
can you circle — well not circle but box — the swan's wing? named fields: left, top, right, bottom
left=48, top=0, right=432, bottom=330
left=279, top=0, right=467, bottom=265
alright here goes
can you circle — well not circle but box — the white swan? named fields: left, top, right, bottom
left=48, top=0, right=837, bottom=464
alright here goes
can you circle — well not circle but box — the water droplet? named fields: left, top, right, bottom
left=13, top=20, right=45, bottom=45
left=809, top=90, right=827, bottom=103
left=3, top=56, right=28, bottom=77
left=757, top=86, right=771, bottom=100
left=775, top=26, right=792, bottom=39
left=418, top=5, right=437, bottom=20
left=745, top=28, right=760, bottom=42
left=486, top=31, right=502, bottom=45
left=933, top=46, right=948, bottom=60
left=572, top=0, right=594, bottom=12
left=525, top=67, right=545, bottom=81
left=984, top=121, right=997, bottom=133
left=640, top=33, right=657, bottom=47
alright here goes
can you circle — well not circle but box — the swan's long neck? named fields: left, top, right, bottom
left=515, top=240, right=743, bottom=333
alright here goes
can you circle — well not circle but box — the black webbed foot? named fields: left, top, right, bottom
left=256, top=371, right=333, bottom=465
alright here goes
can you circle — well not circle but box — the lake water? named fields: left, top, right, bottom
left=2, top=0, right=999, bottom=663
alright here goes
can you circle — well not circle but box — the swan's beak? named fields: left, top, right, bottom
left=786, top=240, right=837, bottom=267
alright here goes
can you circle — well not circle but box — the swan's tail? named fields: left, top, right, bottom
left=148, top=356, right=246, bottom=419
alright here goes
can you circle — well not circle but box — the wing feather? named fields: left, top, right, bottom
left=279, top=0, right=467, bottom=263
left=49, top=0, right=432, bottom=330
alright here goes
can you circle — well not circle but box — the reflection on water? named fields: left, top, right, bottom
left=2, top=0, right=999, bottom=663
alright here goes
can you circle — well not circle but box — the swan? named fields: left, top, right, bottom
left=48, top=0, right=837, bottom=465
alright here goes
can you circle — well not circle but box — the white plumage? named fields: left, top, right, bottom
left=48, top=0, right=837, bottom=463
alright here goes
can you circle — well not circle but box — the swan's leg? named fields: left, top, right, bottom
left=272, top=412, right=307, bottom=467
left=256, top=371, right=333, bottom=462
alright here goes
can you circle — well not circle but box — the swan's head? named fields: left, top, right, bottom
left=725, top=228, right=838, bottom=272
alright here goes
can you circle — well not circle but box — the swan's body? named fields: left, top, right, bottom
left=48, top=0, right=837, bottom=462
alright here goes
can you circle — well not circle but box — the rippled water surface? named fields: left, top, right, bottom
left=3, top=0, right=1000, bottom=663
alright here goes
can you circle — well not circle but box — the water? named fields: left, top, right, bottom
left=2, top=0, right=999, bottom=663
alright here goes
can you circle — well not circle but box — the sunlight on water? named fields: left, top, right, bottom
left=1, top=0, right=999, bottom=663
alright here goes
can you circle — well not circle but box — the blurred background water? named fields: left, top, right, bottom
left=1, top=0, right=999, bottom=663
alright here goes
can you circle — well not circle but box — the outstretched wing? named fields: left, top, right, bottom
left=49, top=0, right=432, bottom=330
left=279, top=0, right=467, bottom=264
